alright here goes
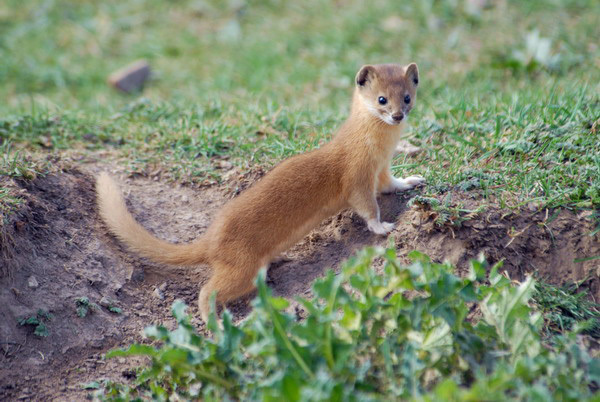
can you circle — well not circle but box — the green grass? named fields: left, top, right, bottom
left=533, top=279, right=600, bottom=338
left=1, top=0, right=599, bottom=210
left=0, top=142, right=47, bottom=221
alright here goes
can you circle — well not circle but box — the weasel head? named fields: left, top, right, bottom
left=354, top=63, right=419, bottom=126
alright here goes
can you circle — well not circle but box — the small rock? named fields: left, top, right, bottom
left=99, top=296, right=117, bottom=308
left=27, top=276, right=39, bottom=289
left=153, top=286, right=165, bottom=300
left=217, top=160, right=233, bottom=170
left=181, top=195, right=189, bottom=203
left=158, top=282, right=167, bottom=292
left=223, top=169, right=238, bottom=181
left=108, top=60, right=151, bottom=93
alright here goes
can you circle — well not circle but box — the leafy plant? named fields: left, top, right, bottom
left=82, top=381, right=102, bottom=390
left=99, top=248, right=599, bottom=400
left=76, top=297, right=100, bottom=318
left=18, top=309, right=53, bottom=337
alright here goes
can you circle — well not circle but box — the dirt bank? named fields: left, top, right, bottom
left=1, top=168, right=598, bottom=400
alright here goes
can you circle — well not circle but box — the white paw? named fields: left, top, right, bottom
left=367, top=219, right=395, bottom=235
left=391, top=175, right=426, bottom=191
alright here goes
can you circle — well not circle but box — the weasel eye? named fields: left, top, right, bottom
left=378, top=96, right=387, bottom=105
left=404, top=94, right=411, bottom=104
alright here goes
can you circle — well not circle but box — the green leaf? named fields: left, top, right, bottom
left=81, top=381, right=101, bottom=390
left=408, top=250, right=431, bottom=263
left=34, top=322, right=49, bottom=337
left=270, top=297, right=290, bottom=310
left=77, top=306, right=88, bottom=318
left=108, top=306, right=122, bottom=314
left=19, top=316, right=39, bottom=326
left=107, top=344, right=158, bottom=358
left=171, top=299, right=188, bottom=322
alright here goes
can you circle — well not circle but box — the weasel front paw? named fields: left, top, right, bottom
left=391, top=175, right=426, bottom=191
left=367, top=219, right=395, bottom=235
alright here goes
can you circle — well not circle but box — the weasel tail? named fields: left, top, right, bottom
left=96, top=172, right=209, bottom=266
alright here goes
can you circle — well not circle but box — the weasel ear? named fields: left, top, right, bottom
left=405, top=63, right=419, bottom=86
left=356, top=65, right=376, bottom=87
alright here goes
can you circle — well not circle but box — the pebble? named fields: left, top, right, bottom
left=108, top=60, right=151, bottom=93
left=27, top=276, right=39, bottom=289
left=153, top=286, right=165, bottom=300
left=99, top=295, right=117, bottom=308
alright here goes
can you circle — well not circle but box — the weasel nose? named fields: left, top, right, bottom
left=392, top=112, right=404, bottom=122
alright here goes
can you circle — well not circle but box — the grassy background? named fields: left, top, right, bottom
left=1, top=0, right=599, bottom=209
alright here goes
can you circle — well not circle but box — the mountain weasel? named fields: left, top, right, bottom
left=97, top=63, right=424, bottom=321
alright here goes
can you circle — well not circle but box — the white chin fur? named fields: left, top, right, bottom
left=366, top=104, right=395, bottom=125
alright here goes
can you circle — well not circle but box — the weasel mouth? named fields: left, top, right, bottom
left=382, top=116, right=401, bottom=125
left=384, top=112, right=405, bottom=125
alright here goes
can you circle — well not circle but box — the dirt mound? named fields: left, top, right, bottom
left=394, top=206, right=599, bottom=298
left=0, top=169, right=598, bottom=399
left=0, top=169, right=221, bottom=399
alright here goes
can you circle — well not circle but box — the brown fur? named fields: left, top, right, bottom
left=96, top=63, right=422, bottom=321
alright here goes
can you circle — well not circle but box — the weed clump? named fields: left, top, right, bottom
left=76, top=297, right=100, bottom=318
left=18, top=309, right=52, bottom=337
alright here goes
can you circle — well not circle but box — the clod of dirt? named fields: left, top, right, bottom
left=153, top=283, right=167, bottom=300
left=99, top=296, right=117, bottom=308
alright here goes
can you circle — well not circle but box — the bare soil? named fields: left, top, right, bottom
left=1, top=167, right=598, bottom=400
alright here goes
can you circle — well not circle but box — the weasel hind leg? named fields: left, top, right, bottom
left=198, top=262, right=263, bottom=322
